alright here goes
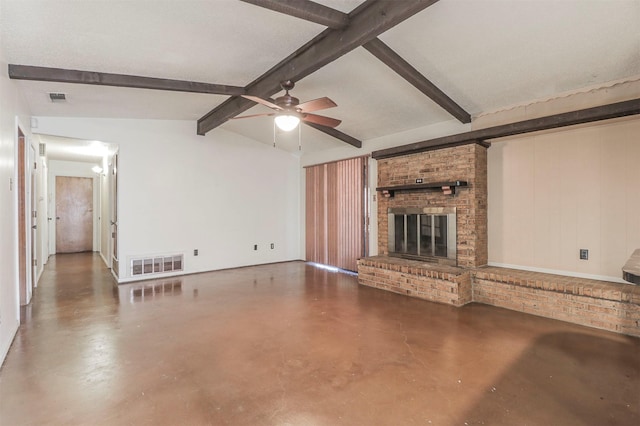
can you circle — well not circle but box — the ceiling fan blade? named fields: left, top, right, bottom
left=232, top=112, right=275, bottom=120
left=297, top=97, right=337, bottom=113
left=242, top=95, right=283, bottom=111
left=302, top=113, right=342, bottom=128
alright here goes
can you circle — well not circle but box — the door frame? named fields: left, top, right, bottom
left=30, top=144, right=37, bottom=289
left=17, top=128, right=29, bottom=305
left=109, top=150, right=119, bottom=279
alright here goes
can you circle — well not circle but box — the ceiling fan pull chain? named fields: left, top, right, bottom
left=298, top=123, right=302, bottom=151
left=273, top=120, right=276, bottom=148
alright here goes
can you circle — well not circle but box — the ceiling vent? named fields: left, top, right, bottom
left=48, top=92, right=66, bottom=102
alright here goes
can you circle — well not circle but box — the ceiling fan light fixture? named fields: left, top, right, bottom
left=274, top=113, right=301, bottom=132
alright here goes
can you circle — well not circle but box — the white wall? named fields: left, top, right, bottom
left=47, top=159, right=102, bottom=255
left=488, top=117, right=640, bottom=282
left=33, top=118, right=301, bottom=282
left=0, top=40, right=32, bottom=364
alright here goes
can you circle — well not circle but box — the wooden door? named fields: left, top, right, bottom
left=56, top=176, right=93, bottom=253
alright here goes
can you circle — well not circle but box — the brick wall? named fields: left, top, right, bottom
left=377, top=143, right=488, bottom=268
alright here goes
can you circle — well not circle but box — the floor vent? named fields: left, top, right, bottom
left=131, top=254, right=183, bottom=276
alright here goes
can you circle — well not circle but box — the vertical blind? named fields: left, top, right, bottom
left=305, top=156, right=368, bottom=271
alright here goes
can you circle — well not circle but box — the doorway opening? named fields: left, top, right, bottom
left=35, top=135, right=118, bottom=276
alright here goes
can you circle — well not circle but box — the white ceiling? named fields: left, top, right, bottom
left=1, top=0, right=639, bottom=154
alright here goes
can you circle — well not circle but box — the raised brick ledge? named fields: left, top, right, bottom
left=357, top=257, right=639, bottom=335
left=474, top=266, right=640, bottom=304
left=358, top=256, right=467, bottom=281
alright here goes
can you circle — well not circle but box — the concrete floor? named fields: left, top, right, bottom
left=1, top=253, right=639, bottom=425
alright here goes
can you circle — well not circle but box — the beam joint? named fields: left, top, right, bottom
left=197, top=0, right=440, bottom=136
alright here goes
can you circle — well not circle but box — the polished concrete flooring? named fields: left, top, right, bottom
left=1, top=253, right=639, bottom=425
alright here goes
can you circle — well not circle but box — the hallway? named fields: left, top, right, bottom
left=1, top=253, right=638, bottom=425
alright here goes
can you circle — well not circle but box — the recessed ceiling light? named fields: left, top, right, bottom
left=48, top=92, right=66, bottom=102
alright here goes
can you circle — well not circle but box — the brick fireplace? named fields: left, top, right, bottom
left=357, top=141, right=640, bottom=336
left=376, top=142, right=488, bottom=268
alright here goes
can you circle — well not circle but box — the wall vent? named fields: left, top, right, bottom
left=131, top=254, right=183, bottom=276
left=48, top=92, right=66, bottom=102
left=39, top=143, right=46, bottom=156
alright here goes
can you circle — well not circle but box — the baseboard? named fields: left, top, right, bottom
left=0, top=320, right=20, bottom=368
left=99, top=251, right=110, bottom=267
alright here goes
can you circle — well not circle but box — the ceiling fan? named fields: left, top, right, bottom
left=233, top=80, right=341, bottom=131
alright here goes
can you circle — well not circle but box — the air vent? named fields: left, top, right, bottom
left=48, top=92, right=66, bottom=102
left=130, top=254, right=183, bottom=276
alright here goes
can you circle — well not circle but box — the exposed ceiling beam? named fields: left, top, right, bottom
left=363, top=38, right=471, bottom=124
left=240, top=0, right=349, bottom=29
left=8, top=64, right=245, bottom=96
left=197, top=0, right=440, bottom=136
left=372, top=99, right=640, bottom=159
left=303, top=122, right=362, bottom=148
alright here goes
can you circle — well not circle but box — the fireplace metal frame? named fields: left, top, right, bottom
left=388, top=207, right=457, bottom=264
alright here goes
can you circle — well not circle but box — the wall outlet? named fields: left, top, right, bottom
left=254, top=244, right=258, bottom=251
left=579, top=249, right=588, bottom=260
left=193, top=249, right=198, bottom=256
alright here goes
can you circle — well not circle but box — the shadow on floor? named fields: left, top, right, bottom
left=459, top=331, right=640, bottom=425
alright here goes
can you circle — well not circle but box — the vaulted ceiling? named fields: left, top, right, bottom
left=1, top=0, right=639, bottom=153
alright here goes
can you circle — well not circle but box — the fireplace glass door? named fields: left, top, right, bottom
left=388, top=207, right=456, bottom=262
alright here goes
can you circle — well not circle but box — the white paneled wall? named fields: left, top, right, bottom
left=488, top=118, right=640, bottom=282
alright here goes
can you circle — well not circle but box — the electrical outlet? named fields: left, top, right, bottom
left=193, top=249, right=198, bottom=256
left=579, top=249, right=588, bottom=260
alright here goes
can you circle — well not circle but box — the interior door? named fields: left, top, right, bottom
left=111, top=153, right=119, bottom=278
left=55, top=176, right=93, bottom=253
